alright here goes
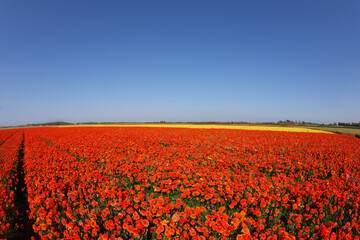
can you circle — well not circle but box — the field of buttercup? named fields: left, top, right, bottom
left=1, top=126, right=360, bottom=239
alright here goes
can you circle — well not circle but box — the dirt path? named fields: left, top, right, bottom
left=10, top=133, right=39, bottom=240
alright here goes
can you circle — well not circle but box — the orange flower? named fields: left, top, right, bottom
left=17, top=126, right=360, bottom=239
left=172, top=212, right=180, bottom=222
left=133, top=211, right=140, bottom=220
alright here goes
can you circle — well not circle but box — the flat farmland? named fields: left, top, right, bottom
left=1, top=125, right=360, bottom=239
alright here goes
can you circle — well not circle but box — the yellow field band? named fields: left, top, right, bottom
left=58, top=124, right=332, bottom=133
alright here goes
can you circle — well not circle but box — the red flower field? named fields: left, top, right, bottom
left=1, top=126, right=360, bottom=239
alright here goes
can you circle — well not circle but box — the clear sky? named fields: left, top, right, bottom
left=1, top=1, right=359, bottom=126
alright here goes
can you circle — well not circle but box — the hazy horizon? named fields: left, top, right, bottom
left=1, top=1, right=359, bottom=126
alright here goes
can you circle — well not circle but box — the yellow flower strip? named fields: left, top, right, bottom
left=58, top=124, right=331, bottom=133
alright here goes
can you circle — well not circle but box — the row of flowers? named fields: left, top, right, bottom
left=0, top=130, right=22, bottom=239
left=18, top=127, right=360, bottom=239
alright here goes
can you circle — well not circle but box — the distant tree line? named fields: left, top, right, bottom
left=337, top=122, right=360, bottom=128
left=276, top=120, right=360, bottom=128
left=26, top=121, right=72, bottom=126
left=2, top=120, right=359, bottom=129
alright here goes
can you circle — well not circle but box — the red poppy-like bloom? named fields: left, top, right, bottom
left=0, top=126, right=358, bottom=239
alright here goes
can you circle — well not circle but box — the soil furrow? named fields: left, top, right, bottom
left=10, top=133, right=39, bottom=240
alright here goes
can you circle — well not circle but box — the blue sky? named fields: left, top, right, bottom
left=1, top=1, right=359, bottom=126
